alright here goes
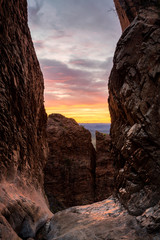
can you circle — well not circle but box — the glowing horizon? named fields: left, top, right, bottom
left=45, top=103, right=111, bottom=123
left=28, top=0, right=121, bottom=123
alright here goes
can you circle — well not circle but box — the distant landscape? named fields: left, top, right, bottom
left=79, top=123, right=111, bottom=147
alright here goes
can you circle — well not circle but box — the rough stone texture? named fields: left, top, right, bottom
left=1, top=0, right=160, bottom=238
left=38, top=197, right=157, bottom=240
left=95, top=132, right=115, bottom=202
left=0, top=182, right=52, bottom=239
left=0, top=0, right=52, bottom=238
left=114, top=0, right=159, bottom=31
left=109, top=2, right=160, bottom=225
left=137, top=201, right=160, bottom=233
left=44, top=114, right=96, bottom=211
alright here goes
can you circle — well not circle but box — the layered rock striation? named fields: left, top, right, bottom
left=0, top=0, right=51, bottom=238
left=44, top=114, right=96, bottom=211
left=109, top=0, right=160, bottom=223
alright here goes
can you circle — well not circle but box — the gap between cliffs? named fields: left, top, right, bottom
left=44, top=114, right=115, bottom=212
left=0, top=0, right=160, bottom=239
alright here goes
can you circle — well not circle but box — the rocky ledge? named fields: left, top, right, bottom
left=0, top=0, right=51, bottom=238
left=36, top=197, right=157, bottom=240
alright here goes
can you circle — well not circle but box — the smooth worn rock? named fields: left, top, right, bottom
left=44, top=114, right=96, bottom=211
left=95, top=132, right=115, bottom=202
left=109, top=2, right=160, bottom=223
left=43, top=196, right=155, bottom=240
left=0, top=0, right=52, bottom=238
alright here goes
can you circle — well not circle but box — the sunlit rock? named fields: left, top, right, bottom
left=39, top=197, right=153, bottom=240
left=0, top=0, right=51, bottom=238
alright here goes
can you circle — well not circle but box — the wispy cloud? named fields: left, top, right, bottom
left=27, top=0, right=121, bottom=122
left=28, top=0, right=44, bottom=25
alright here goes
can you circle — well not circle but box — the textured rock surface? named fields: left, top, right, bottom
left=44, top=114, right=96, bottom=211
left=1, top=0, right=160, bottom=238
left=95, top=132, right=115, bottom=202
left=38, top=197, right=156, bottom=240
left=0, top=182, right=51, bottom=239
left=109, top=2, right=160, bottom=224
left=114, top=0, right=159, bottom=31
left=0, top=0, right=51, bottom=238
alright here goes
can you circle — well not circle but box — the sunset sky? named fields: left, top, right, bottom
left=27, top=0, right=121, bottom=123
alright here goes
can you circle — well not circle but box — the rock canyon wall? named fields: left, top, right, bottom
left=44, top=114, right=115, bottom=211
left=95, top=132, right=115, bottom=202
left=44, top=114, right=96, bottom=210
left=0, top=0, right=51, bottom=239
left=109, top=0, right=160, bottom=225
left=0, top=0, right=160, bottom=238
left=113, top=0, right=159, bottom=31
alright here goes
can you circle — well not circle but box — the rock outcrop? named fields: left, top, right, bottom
left=114, top=0, right=159, bottom=31
left=44, top=114, right=96, bottom=211
left=0, top=0, right=51, bottom=238
left=37, top=197, right=154, bottom=240
left=45, top=116, right=116, bottom=211
left=95, top=132, right=115, bottom=201
left=109, top=0, right=160, bottom=226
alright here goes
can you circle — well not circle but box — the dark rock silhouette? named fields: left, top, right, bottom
left=44, top=115, right=115, bottom=211
left=44, top=114, right=96, bottom=211
left=0, top=0, right=51, bottom=238
left=95, top=132, right=115, bottom=201
left=109, top=0, right=160, bottom=231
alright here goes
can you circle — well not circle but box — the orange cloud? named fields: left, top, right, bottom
left=40, top=58, right=111, bottom=124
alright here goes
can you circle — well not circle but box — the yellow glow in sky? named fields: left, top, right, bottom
left=45, top=104, right=111, bottom=123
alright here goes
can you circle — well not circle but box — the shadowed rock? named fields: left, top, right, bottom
left=0, top=0, right=52, bottom=238
left=1, top=0, right=160, bottom=238
left=114, top=0, right=159, bottom=31
left=95, top=132, right=115, bottom=201
left=44, top=114, right=96, bottom=211
left=38, top=197, right=155, bottom=240
left=109, top=0, right=160, bottom=231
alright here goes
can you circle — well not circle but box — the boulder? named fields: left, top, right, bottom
left=44, top=114, right=96, bottom=211
left=42, top=197, right=153, bottom=240
left=95, top=132, right=115, bottom=201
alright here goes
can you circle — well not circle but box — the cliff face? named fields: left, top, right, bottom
left=114, top=0, right=159, bottom=31
left=0, top=0, right=51, bottom=238
left=0, top=0, right=47, bottom=188
left=95, top=132, right=115, bottom=202
left=45, top=115, right=117, bottom=211
left=44, top=197, right=150, bottom=240
left=109, top=1, right=160, bottom=219
left=44, top=114, right=96, bottom=211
